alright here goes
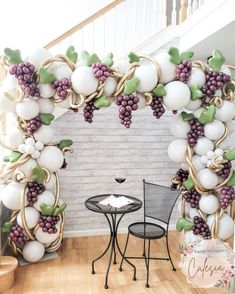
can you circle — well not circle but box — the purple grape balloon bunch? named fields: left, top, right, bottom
left=171, top=168, right=189, bottom=189
left=202, top=70, right=230, bottom=97
left=83, top=101, right=99, bottom=123
left=220, top=185, right=235, bottom=209
left=187, top=118, right=204, bottom=148
left=8, top=224, right=28, bottom=246
left=92, top=62, right=111, bottom=82
left=176, top=60, right=192, bottom=83
left=26, top=116, right=42, bottom=135
left=116, top=94, right=139, bottom=128
left=39, top=215, right=60, bottom=234
left=9, top=62, right=40, bottom=97
left=26, top=181, right=45, bottom=207
left=192, top=216, right=211, bottom=239
left=150, top=96, right=165, bottom=119
left=183, top=189, right=201, bottom=209
left=52, top=78, right=71, bottom=100
left=216, top=161, right=232, bottom=179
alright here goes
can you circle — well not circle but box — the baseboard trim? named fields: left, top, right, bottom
left=63, top=224, right=176, bottom=238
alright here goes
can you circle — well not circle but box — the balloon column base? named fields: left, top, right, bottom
left=0, top=256, right=18, bottom=292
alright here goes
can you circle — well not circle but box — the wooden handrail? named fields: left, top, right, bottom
left=44, top=0, right=124, bottom=49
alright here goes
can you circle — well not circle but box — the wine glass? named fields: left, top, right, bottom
left=115, top=170, right=126, bottom=184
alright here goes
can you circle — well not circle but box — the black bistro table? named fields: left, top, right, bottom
left=85, top=194, right=142, bottom=289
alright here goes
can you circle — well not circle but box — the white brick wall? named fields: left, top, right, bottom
left=53, top=105, right=180, bottom=234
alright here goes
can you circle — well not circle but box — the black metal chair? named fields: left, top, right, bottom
left=119, top=180, right=180, bottom=288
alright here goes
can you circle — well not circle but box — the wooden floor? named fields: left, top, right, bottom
left=5, top=231, right=226, bottom=294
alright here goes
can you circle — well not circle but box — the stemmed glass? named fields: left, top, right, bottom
left=115, top=170, right=126, bottom=184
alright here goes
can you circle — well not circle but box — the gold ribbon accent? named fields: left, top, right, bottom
left=4, top=87, right=25, bottom=103
left=215, top=124, right=229, bottom=148
left=207, top=155, right=228, bottom=173
left=39, top=54, right=76, bottom=72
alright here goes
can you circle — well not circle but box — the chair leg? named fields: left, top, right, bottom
left=145, top=239, right=151, bottom=288
left=142, top=238, right=146, bottom=257
left=166, top=234, right=176, bottom=271
left=119, top=232, right=130, bottom=272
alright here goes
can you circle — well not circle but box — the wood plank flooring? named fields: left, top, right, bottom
left=4, top=231, right=227, bottom=294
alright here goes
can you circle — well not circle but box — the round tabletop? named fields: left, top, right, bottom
left=85, top=194, right=142, bottom=215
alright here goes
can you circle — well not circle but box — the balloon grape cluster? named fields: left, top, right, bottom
left=26, top=181, right=45, bottom=206
left=171, top=168, right=189, bottom=189
left=176, top=60, right=192, bottom=83
left=220, top=185, right=235, bottom=209
left=8, top=224, right=28, bottom=246
left=26, top=116, right=41, bottom=135
left=52, top=78, right=71, bottom=100
left=92, top=62, right=111, bottom=81
left=192, top=216, right=211, bottom=239
left=202, top=70, right=230, bottom=97
left=216, top=161, right=232, bottom=179
left=83, top=101, right=98, bottom=123
left=116, top=94, right=139, bottom=128
left=187, top=118, right=204, bottom=147
left=9, top=63, right=40, bottom=97
left=183, top=189, right=201, bottom=209
left=39, top=215, right=60, bottom=234
left=150, top=96, right=165, bottom=119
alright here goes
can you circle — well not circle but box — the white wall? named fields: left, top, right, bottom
left=53, top=105, right=179, bottom=235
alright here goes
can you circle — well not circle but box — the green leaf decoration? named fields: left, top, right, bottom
left=128, top=52, right=140, bottom=63
left=102, top=53, right=114, bottom=66
left=39, top=113, right=54, bottom=125
left=53, top=203, right=67, bottom=216
left=227, top=171, right=235, bottom=187
left=190, top=84, right=203, bottom=100
left=66, top=46, right=78, bottom=63
left=180, top=111, right=194, bottom=122
left=225, top=149, right=235, bottom=161
left=153, top=84, right=166, bottom=97
left=4, top=48, right=23, bottom=64
left=224, top=81, right=235, bottom=93
left=168, top=47, right=181, bottom=65
left=199, top=105, right=216, bottom=124
left=85, top=53, right=101, bottom=67
left=32, top=166, right=46, bottom=184
left=58, top=139, right=73, bottom=150
left=3, top=151, right=22, bottom=163
left=184, top=220, right=194, bottom=231
left=40, top=203, right=54, bottom=216
left=39, top=67, right=56, bottom=84
left=2, top=221, right=13, bottom=233
left=176, top=217, right=193, bottom=232
left=208, top=49, right=225, bottom=72
left=180, top=51, right=194, bottom=61
left=176, top=218, right=185, bottom=231
left=184, top=176, right=194, bottom=190
left=81, top=50, right=89, bottom=60
left=124, top=77, right=140, bottom=95
left=93, top=96, right=110, bottom=109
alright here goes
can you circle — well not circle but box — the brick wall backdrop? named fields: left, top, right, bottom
left=53, top=105, right=180, bottom=234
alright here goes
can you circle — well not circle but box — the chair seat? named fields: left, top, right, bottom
left=128, top=222, right=166, bottom=240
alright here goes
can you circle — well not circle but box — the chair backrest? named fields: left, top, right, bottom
left=143, top=180, right=180, bottom=225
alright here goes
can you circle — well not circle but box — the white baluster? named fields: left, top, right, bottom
left=187, top=0, right=192, bottom=17
left=171, top=0, right=177, bottom=25
left=162, top=0, right=167, bottom=28
left=192, top=0, right=199, bottom=13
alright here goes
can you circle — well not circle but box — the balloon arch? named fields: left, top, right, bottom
left=0, top=46, right=235, bottom=287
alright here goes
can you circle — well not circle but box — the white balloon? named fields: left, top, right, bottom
left=192, top=155, right=206, bottom=171
left=103, top=77, right=117, bottom=96
left=220, top=65, right=231, bottom=77
left=0, top=86, right=17, bottom=112
left=15, top=159, right=37, bottom=180
left=193, top=137, right=214, bottom=156
left=168, top=139, right=187, bottom=163
left=185, top=99, right=202, bottom=111
left=187, top=68, right=206, bottom=88
left=207, top=213, right=234, bottom=240
left=52, top=62, right=72, bottom=80
left=204, top=120, right=225, bottom=141
left=37, top=146, right=64, bottom=172
left=39, top=84, right=56, bottom=99
left=199, top=195, right=219, bottom=214
left=35, top=227, right=59, bottom=244
left=33, top=190, right=55, bottom=211
left=169, top=116, right=190, bottom=138
left=6, top=129, right=24, bottom=148
left=25, top=138, right=35, bottom=146
left=18, top=143, right=26, bottom=154
left=185, top=231, right=203, bottom=243
left=227, top=120, right=235, bottom=134
left=34, top=125, right=54, bottom=144
left=206, top=150, right=214, bottom=159
left=16, top=98, right=39, bottom=120
left=113, top=59, right=129, bottom=75
left=17, top=207, right=40, bottom=229
left=189, top=208, right=200, bottom=220
left=134, top=65, right=158, bottom=93
left=31, top=150, right=40, bottom=159
left=55, top=97, right=71, bottom=109
left=163, top=81, right=191, bottom=110
left=154, top=52, right=176, bottom=84
left=177, top=199, right=190, bottom=216
left=25, top=144, right=35, bottom=155
left=2, top=182, right=25, bottom=210
left=43, top=173, right=56, bottom=190
left=218, top=135, right=233, bottom=149
left=215, top=101, right=235, bottom=122
left=197, top=168, right=219, bottom=189
left=26, top=48, right=51, bottom=68
left=194, top=107, right=205, bottom=119
left=23, top=241, right=45, bottom=263
left=71, top=66, right=98, bottom=96
left=37, top=98, right=55, bottom=113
